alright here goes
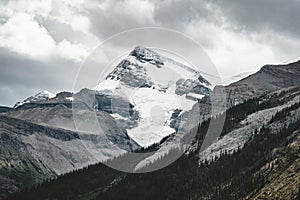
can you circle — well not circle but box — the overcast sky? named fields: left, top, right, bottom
left=1, top=0, right=300, bottom=106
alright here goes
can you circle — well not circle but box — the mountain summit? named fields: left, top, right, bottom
left=13, top=90, right=56, bottom=108
left=93, top=46, right=212, bottom=146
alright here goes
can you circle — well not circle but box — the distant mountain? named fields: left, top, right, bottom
left=13, top=90, right=56, bottom=109
left=0, top=106, right=11, bottom=113
left=10, top=47, right=212, bottom=148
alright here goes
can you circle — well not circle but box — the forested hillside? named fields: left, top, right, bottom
left=6, top=86, right=300, bottom=200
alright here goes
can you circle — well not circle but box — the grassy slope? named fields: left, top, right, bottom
left=250, top=133, right=300, bottom=200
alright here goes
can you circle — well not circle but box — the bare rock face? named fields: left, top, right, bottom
left=0, top=96, right=139, bottom=196
left=3, top=104, right=138, bottom=152
left=129, top=46, right=164, bottom=65
left=107, top=58, right=154, bottom=88
left=226, top=60, right=300, bottom=106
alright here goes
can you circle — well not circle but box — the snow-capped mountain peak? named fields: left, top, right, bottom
left=103, top=46, right=212, bottom=92
left=92, top=46, right=213, bottom=147
left=13, top=90, right=55, bottom=108
left=129, top=46, right=165, bottom=65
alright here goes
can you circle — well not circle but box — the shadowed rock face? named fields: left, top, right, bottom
left=0, top=101, right=139, bottom=198
left=107, top=46, right=211, bottom=92
left=0, top=106, right=11, bottom=113
left=3, top=103, right=139, bottom=151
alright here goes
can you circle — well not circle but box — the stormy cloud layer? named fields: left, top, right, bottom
left=0, top=0, right=300, bottom=106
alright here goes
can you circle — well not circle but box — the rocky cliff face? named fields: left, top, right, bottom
left=226, top=60, right=300, bottom=106
left=0, top=100, right=139, bottom=197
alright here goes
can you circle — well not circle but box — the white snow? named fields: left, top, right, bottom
left=93, top=79, right=120, bottom=91
left=40, top=90, right=56, bottom=98
left=110, top=113, right=129, bottom=121
left=186, top=93, right=205, bottom=100
left=66, top=97, right=74, bottom=101
left=145, top=61, right=196, bottom=89
left=127, top=87, right=183, bottom=147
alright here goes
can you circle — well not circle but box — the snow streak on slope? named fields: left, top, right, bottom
left=128, top=87, right=182, bottom=147
left=93, top=46, right=212, bottom=147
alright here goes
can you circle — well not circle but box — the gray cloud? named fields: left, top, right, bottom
left=153, top=0, right=215, bottom=27
left=35, top=16, right=83, bottom=43
left=153, top=0, right=300, bottom=39
left=1, top=0, right=300, bottom=107
left=214, top=0, right=300, bottom=38
left=0, top=48, right=80, bottom=106
left=87, top=0, right=156, bottom=39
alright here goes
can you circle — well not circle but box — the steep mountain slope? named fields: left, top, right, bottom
left=250, top=134, right=300, bottom=200
left=130, top=61, right=300, bottom=170
left=226, top=60, right=300, bottom=106
left=198, top=86, right=300, bottom=162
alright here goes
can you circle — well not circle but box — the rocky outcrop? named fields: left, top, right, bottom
left=226, top=60, right=300, bottom=106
